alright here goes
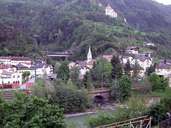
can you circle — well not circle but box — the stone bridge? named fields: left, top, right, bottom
left=88, top=88, right=111, bottom=104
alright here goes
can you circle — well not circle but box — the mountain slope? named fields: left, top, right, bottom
left=0, top=0, right=171, bottom=59
left=98, top=0, right=171, bottom=32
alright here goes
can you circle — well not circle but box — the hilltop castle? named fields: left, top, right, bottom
left=105, top=4, right=118, bottom=18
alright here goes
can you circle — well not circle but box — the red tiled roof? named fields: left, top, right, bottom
left=0, top=64, right=12, bottom=69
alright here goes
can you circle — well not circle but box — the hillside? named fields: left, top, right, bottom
left=0, top=0, right=171, bottom=59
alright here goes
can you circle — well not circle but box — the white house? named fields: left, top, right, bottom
left=105, top=4, right=118, bottom=18
left=121, top=53, right=153, bottom=78
left=0, top=56, right=32, bottom=67
left=16, top=61, right=53, bottom=79
left=155, top=60, right=171, bottom=87
left=155, top=60, right=171, bottom=78
left=0, top=71, right=22, bottom=85
left=125, top=46, right=139, bottom=55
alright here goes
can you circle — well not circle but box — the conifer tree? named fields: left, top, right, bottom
left=111, top=55, right=123, bottom=79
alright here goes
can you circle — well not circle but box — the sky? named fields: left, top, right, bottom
left=155, top=0, right=171, bottom=5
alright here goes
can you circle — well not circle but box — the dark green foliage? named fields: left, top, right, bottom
left=50, top=86, right=89, bottom=113
left=1, top=0, right=170, bottom=59
left=111, top=75, right=132, bottom=102
left=0, top=93, right=65, bottom=128
left=111, top=56, right=123, bottom=79
left=90, top=58, right=112, bottom=87
left=149, top=74, right=168, bottom=91
left=82, top=72, right=93, bottom=89
left=57, top=61, right=70, bottom=82
left=22, top=71, right=30, bottom=82
left=148, top=90, right=171, bottom=125
left=70, top=67, right=81, bottom=87
left=124, top=60, right=132, bottom=77
left=132, top=61, right=141, bottom=79
left=147, top=64, right=156, bottom=76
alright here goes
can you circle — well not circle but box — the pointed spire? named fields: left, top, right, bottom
left=87, top=45, right=93, bottom=63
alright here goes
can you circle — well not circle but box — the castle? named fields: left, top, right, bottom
left=105, top=4, right=118, bottom=18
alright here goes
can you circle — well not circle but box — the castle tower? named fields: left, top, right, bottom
left=87, top=46, right=93, bottom=63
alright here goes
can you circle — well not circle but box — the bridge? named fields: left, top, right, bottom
left=42, top=51, right=73, bottom=58
left=96, top=115, right=152, bottom=128
left=88, top=88, right=111, bottom=104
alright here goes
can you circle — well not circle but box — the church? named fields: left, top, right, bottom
left=69, top=46, right=95, bottom=79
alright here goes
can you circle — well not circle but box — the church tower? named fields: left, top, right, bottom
left=87, top=46, right=93, bottom=63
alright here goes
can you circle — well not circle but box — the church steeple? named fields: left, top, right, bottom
left=87, top=46, right=93, bottom=63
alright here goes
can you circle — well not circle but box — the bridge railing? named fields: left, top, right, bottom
left=95, top=115, right=152, bottom=128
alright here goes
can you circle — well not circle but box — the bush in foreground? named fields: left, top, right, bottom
left=0, top=93, right=65, bottom=128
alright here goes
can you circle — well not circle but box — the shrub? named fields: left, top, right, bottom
left=0, top=93, right=65, bottom=128
left=149, top=74, right=168, bottom=91
left=87, top=97, right=147, bottom=127
left=50, top=86, right=89, bottom=113
left=111, top=75, right=132, bottom=102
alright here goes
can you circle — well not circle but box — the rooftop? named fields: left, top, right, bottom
left=156, top=60, right=171, bottom=69
left=0, top=56, right=31, bottom=61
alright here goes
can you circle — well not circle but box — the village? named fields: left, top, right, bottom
left=0, top=41, right=170, bottom=100
left=0, top=56, right=53, bottom=90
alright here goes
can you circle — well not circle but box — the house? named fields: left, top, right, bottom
left=0, top=71, right=22, bottom=88
left=135, top=53, right=153, bottom=70
left=155, top=60, right=171, bottom=78
left=125, top=46, right=139, bottom=55
left=105, top=4, right=118, bottom=18
left=16, top=60, right=53, bottom=79
left=0, top=56, right=32, bottom=67
left=144, top=42, right=156, bottom=47
left=101, top=54, right=114, bottom=62
left=0, top=64, right=17, bottom=74
left=155, top=60, right=171, bottom=87
left=121, top=53, right=153, bottom=78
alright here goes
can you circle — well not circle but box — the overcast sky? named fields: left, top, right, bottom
left=155, top=0, right=171, bottom=5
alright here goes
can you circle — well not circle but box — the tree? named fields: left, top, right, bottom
left=124, top=60, right=132, bottom=77
left=82, top=72, right=93, bottom=89
left=0, top=93, right=65, bottom=128
left=22, top=71, right=31, bottom=83
left=54, top=62, right=61, bottom=74
left=132, top=61, right=141, bottom=80
left=50, top=86, right=89, bottom=113
left=57, top=61, right=70, bottom=82
left=111, top=56, right=123, bottom=79
left=90, top=58, right=112, bottom=87
left=147, top=63, right=156, bottom=76
left=149, top=74, right=168, bottom=91
left=70, top=67, right=80, bottom=87
left=111, top=75, right=132, bottom=102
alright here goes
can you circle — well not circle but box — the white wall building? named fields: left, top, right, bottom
left=121, top=53, right=153, bottom=78
left=0, top=71, right=22, bottom=85
left=125, top=46, right=139, bottom=55
left=105, top=4, right=118, bottom=18
left=0, top=56, right=32, bottom=67
left=155, top=60, right=171, bottom=78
